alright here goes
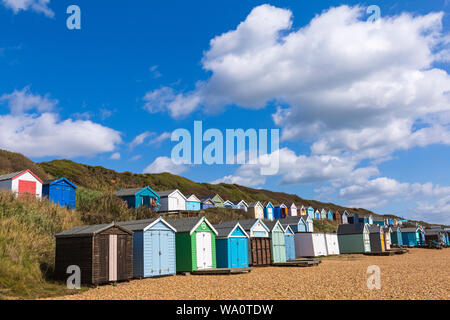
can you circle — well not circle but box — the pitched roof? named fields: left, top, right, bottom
left=215, top=218, right=268, bottom=233
left=0, top=170, right=25, bottom=181
left=337, top=223, right=367, bottom=235
left=368, top=225, right=381, bottom=233
left=199, top=197, right=215, bottom=203
left=400, top=227, right=419, bottom=233
left=213, top=222, right=248, bottom=238
left=43, top=177, right=77, bottom=189
left=264, top=220, right=283, bottom=232
left=118, top=217, right=176, bottom=232
left=186, top=194, right=201, bottom=202
left=55, top=222, right=133, bottom=238
left=248, top=201, right=262, bottom=208
left=115, top=187, right=146, bottom=196
left=158, top=189, right=186, bottom=200
left=167, top=217, right=217, bottom=235
left=278, top=216, right=304, bottom=225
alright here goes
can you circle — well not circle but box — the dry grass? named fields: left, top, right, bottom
left=49, top=248, right=450, bottom=300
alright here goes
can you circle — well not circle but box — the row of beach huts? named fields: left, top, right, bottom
left=0, top=170, right=408, bottom=225
left=53, top=215, right=450, bottom=285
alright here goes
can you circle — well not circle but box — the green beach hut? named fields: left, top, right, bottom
left=168, top=217, right=218, bottom=272
left=337, top=223, right=371, bottom=254
left=264, top=220, right=287, bottom=263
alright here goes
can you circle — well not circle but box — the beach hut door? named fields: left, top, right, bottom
left=109, top=235, right=118, bottom=281
left=196, top=232, right=212, bottom=269
left=364, top=233, right=371, bottom=252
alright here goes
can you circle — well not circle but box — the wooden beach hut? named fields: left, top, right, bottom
left=382, top=226, right=392, bottom=250
left=263, top=202, right=275, bottom=221
left=116, top=186, right=160, bottom=209
left=320, top=209, right=327, bottom=220
left=214, top=222, right=249, bottom=268
left=0, top=169, right=43, bottom=198
left=42, top=177, right=77, bottom=209
left=54, top=222, right=133, bottom=285
left=401, top=227, right=420, bottom=246
left=324, top=233, right=340, bottom=255
left=424, top=229, right=444, bottom=245
left=169, top=217, right=218, bottom=272
left=288, top=203, right=298, bottom=216
left=118, top=217, right=176, bottom=278
left=232, top=200, right=248, bottom=212
left=158, top=189, right=187, bottom=211
left=368, top=225, right=385, bottom=252
left=390, top=226, right=403, bottom=246
left=294, top=232, right=327, bottom=257
left=341, top=210, right=349, bottom=224
left=314, top=209, right=321, bottom=220
left=302, top=215, right=314, bottom=232
left=209, top=194, right=225, bottom=208
left=307, top=206, right=315, bottom=220
left=337, top=223, right=371, bottom=254
left=273, top=203, right=288, bottom=219
left=223, top=200, right=237, bottom=209
left=282, top=225, right=296, bottom=261
left=279, top=216, right=307, bottom=233
left=327, top=210, right=334, bottom=221
left=200, top=197, right=215, bottom=209
left=348, top=213, right=359, bottom=224
left=185, top=194, right=201, bottom=211
left=299, top=205, right=306, bottom=216
left=232, top=219, right=272, bottom=266
left=264, top=220, right=287, bottom=263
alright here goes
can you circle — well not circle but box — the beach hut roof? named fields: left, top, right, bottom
left=43, top=177, right=77, bottom=189
left=118, top=217, right=176, bottom=232
left=0, top=169, right=43, bottom=183
left=115, top=186, right=160, bottom=198
left=199, top=197, right=215, bottom=203
left=279, top=216, right=304, bottom=225
left=337, top=223, right=368, bottom=235
left=213, top=222, right=249, bottom=239
left=248, top=201, right=262, bottom=207
left=55, top=222, right=133, bottom=238
left=157, top=189, right=187, bottom=200
left=263, top=220, right=283, bottom=232
left=186, top=194, right=201, bottom=202
left=368, top=225, right=382, bottom=234
left=167, top=217, right=217, bottom=235
left=232, top=200, right=248, bottom=206
left=216, top=219, right=269, bottom=233
left=401, top=227, right=420, bottom=233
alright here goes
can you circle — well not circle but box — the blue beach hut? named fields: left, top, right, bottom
left=263, top=202, right=275, bottom=221
left=185, top=194, right=201, bottom=211
left=390, top=226, right=403, bottom=246
left=279, top=216, right=307, bottom=233
left=42, top=177, right=77, bottom=209
left=115, top=186, right=160, bottom=210
left=118, top=217, right=176, bottom=278
left=307, top=206, right=315, bottom=220
left=214, top=222, right=249, bottom=269
left=401, top=227, right=420, bottom=246
left=282, top=225, right=296, bottom=261
left=200, top=197, right=215, bottom=209
left=327, top=210, right=334, bottom=220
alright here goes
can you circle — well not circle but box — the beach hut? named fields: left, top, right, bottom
left=337, top=223, right=371, bottom=254
left=382, top=226, right=392, bottom=250
left=54, top=222, right=133, bottom=285
left=279, top=216, right=307, bottom=233
left=294, top=232, right=327, bottom=257
left=42, top=177, right=77, bottom=209
left=185, top=194, right=201, bottom=211
left=334, top=210, right=342, bottom=224
left=169, top=217, right=218, bottom=272
left=158, top=189, right=187, bottom=211
left=233, top=219, right=272, bottom=266
left=302, top=215, right=314, bottom=232
left=0, top=169, right=43, bottom=198
left=264, top=220, right=287, bottom=263
left=418, top=226, right=426, bottom=245
left=273, top=204, right=288, bottom=219
left=390, top=226, right=403, bottom=246
left=223, top=200, right=237, bottom=209
left=314, top=209, right=321, bottom=220
left=320, top=209, right=327, bottom=220
left=282, top=225, right=296, bottom=261
left=327, top=210, right=334, bottom=221
left=401, top=227, right=420, bottom=246
left=368, top=225, right=385, bottom=252
left=214, top=222, right=249, bottom=269
left=263, top=202, right=275, bottom=221
left=306, top=206, right=314, bottom=219
left=288, top=203, right=298, bottom=216
left=248, top=202, right=264, bottom=219
left=341, top=210, right=349, bottom=224
left=359, top=215, right=373, bottom=225
left=116, top=186, right=160, bottom=209
left=232, top=200, right=248, bottom=212
left=348, top=213, right=359, bottom=224
left=444, top=229, right=450, bottom=246
left=118, top=217, right=176, bottom=278
left=208, top=194, right=225, bottom=208
left=424, top=229, right=443, bottom=245
left=324, top=233, right=340, bottom=255
left=299, top=205, right=306, bottom=216
left=200, top=197, right=215, bottom=209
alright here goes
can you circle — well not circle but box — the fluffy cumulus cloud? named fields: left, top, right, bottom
left=0, top=88, right=122, bottom=157
left=2, top=0, right=54, bottom=17
left=143, top=156, right=187, bottom=175
left=144, top=4, right=450, bottom=161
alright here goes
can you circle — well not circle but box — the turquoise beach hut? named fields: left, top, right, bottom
left=307, top=206, right=315, bottom=220
left=115, top=186, right=160, bottom=210
left=282, top=225, right=296, bottom=261
left=214, top=222, right=249, bottom=269
left=185, top=194, right=201, bottom=211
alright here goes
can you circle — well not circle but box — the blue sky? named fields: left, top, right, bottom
left=1, top=0, right=450, bottom=224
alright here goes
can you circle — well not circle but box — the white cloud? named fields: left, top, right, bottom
left=145, top=4, right=450, bottom=162
left=148, top=132, right=171, bottom=146
left=143, top=156, right=188, bottom=175
left=415, top=196, right=450, bottom=224
left=0, top=88, right=122, bottom=158
left=2, top=0, right=54, bottom=17
left=110, top=152, right=121, bottom=160
left=129, top=131, right=152, bottom=149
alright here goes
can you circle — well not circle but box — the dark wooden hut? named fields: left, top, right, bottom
left=54, top=222, right=133, bottom=285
